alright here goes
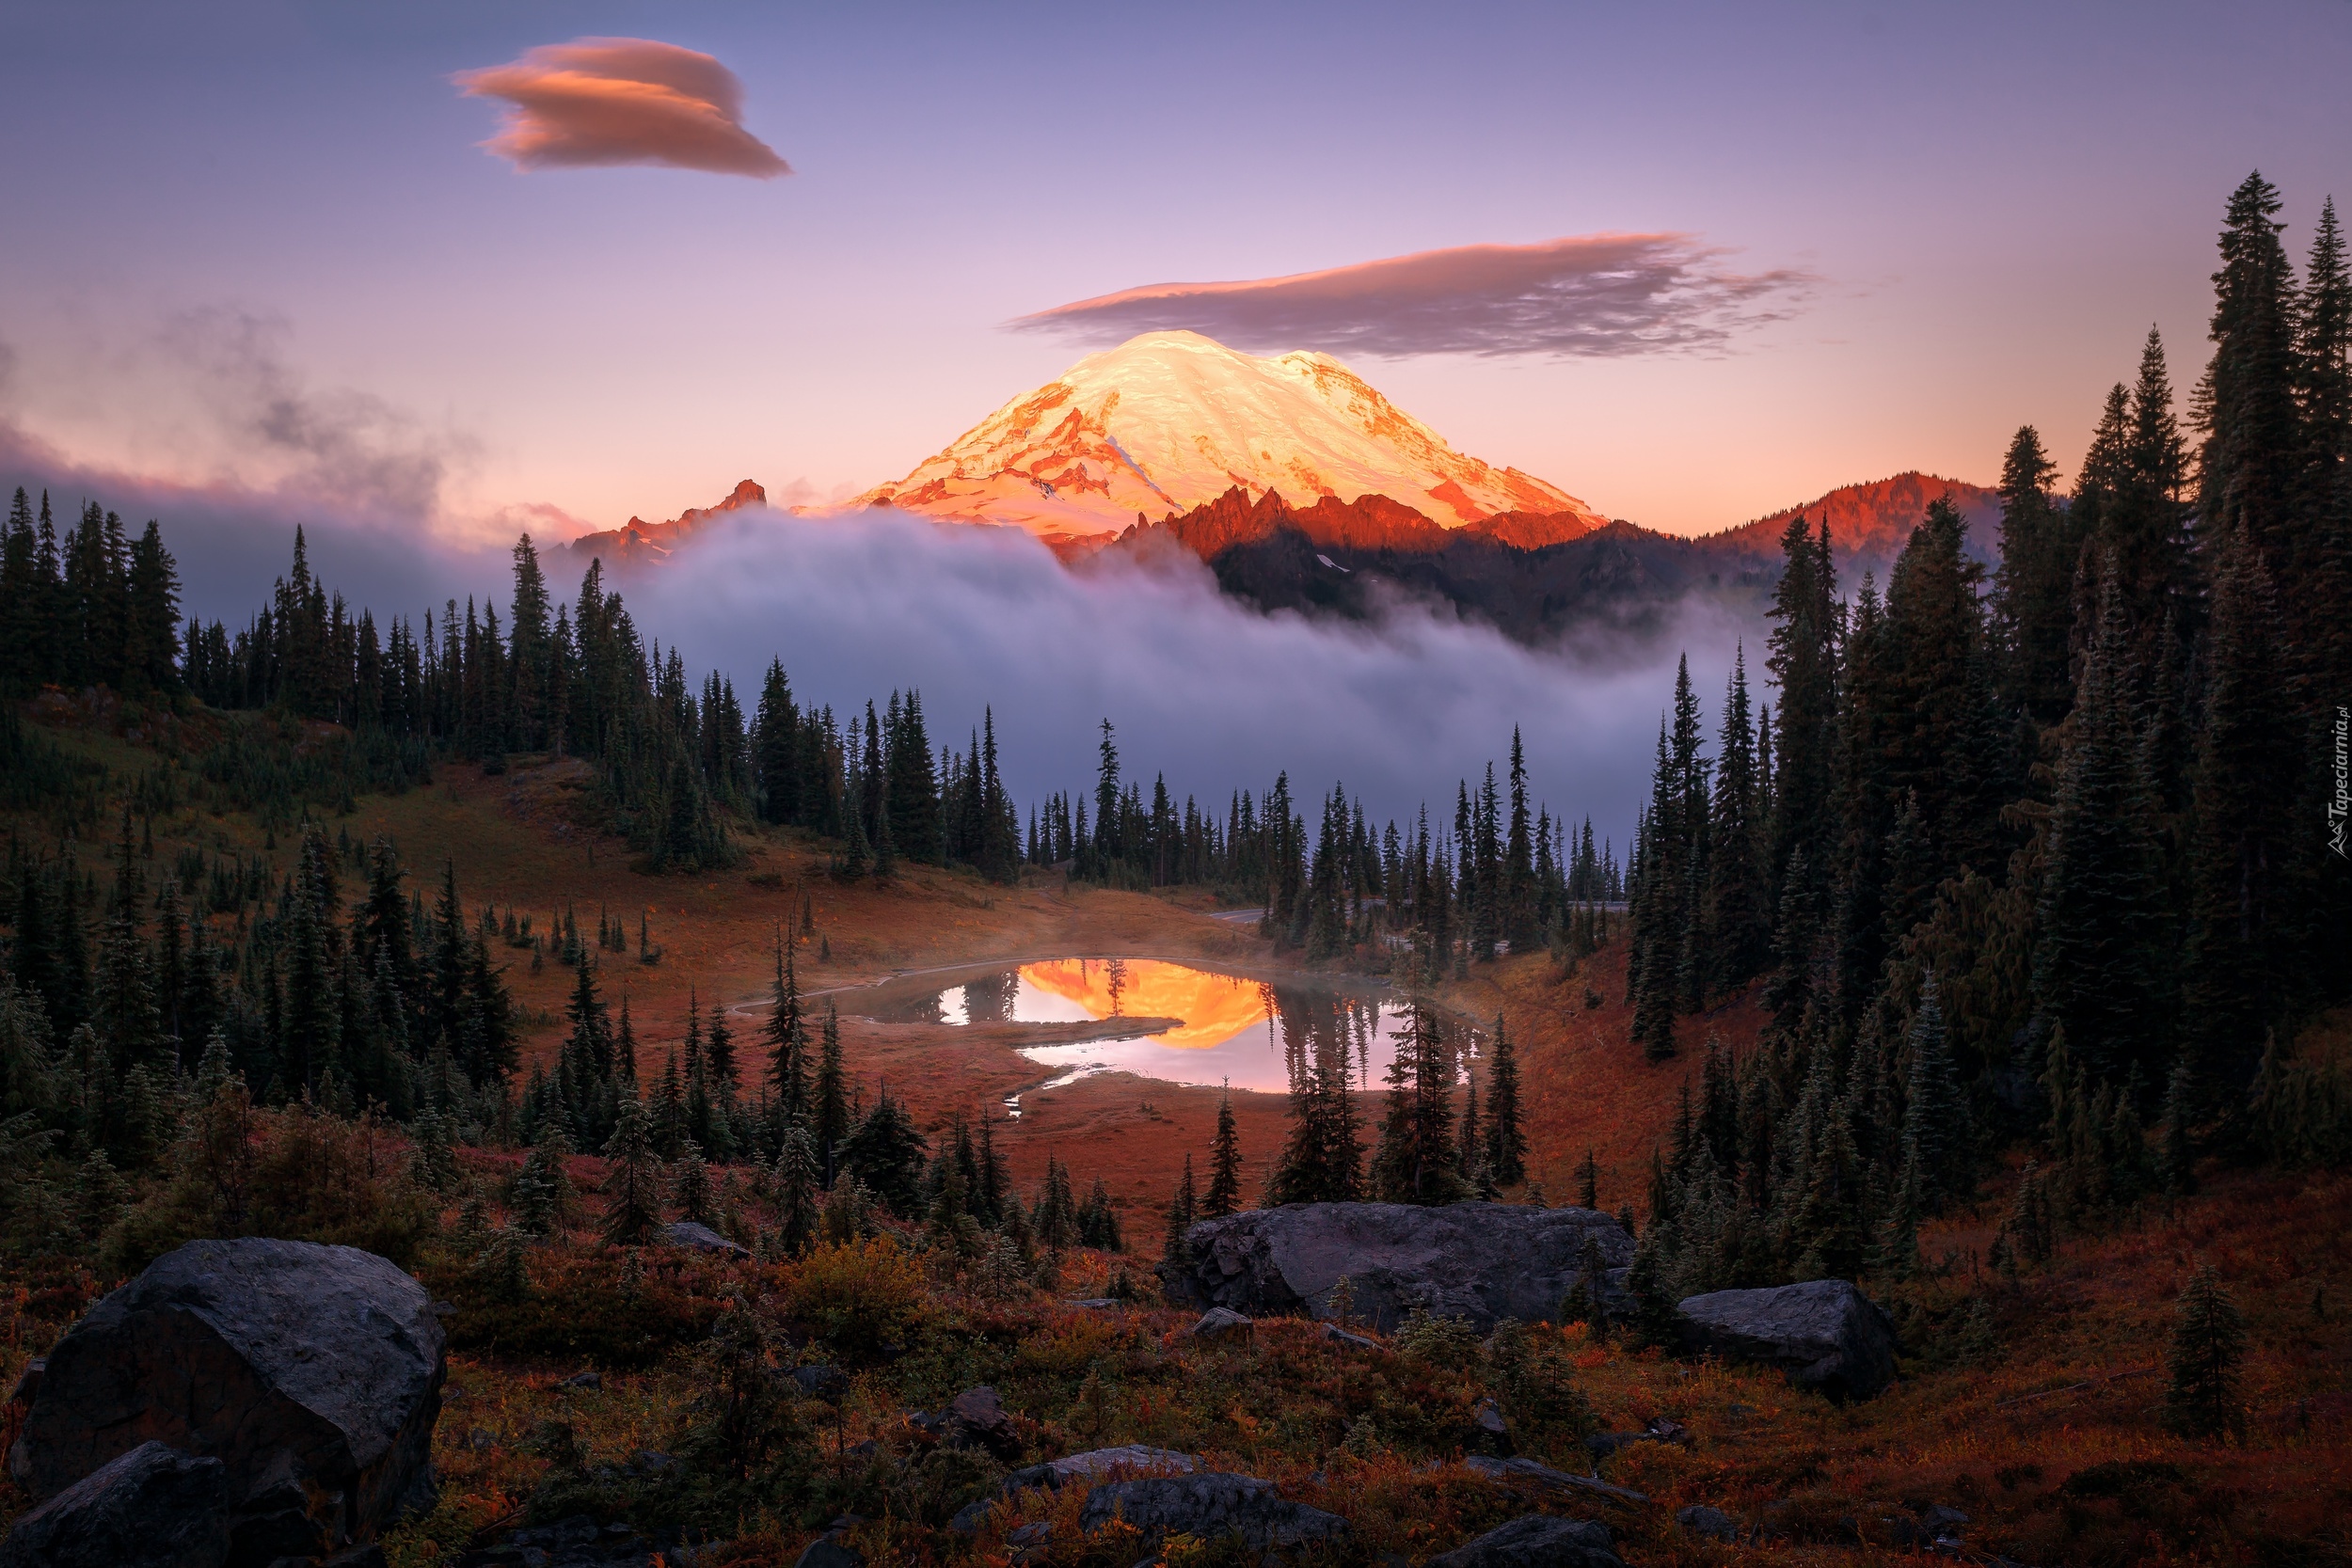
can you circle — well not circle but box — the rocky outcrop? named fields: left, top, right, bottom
left=1423, top=1514, right=1624, bottom=1568
left=1675, top=1279, right=1899, bottom=1401
left=1163, top=1202, right=1631, bottom=1331
left=660, top=1221, right=748, bottom=1257
left=1188, top=1307, right=1253, bottom=1343
left=949, top=1447, right=1197, bottom=1534
left=940, top=1386, right=1020, bottom=1460
left=8, top=1239, right=446, bottom=1559
left=1079, top=1473, right=1347, bottom=1552
left=0, top=1441, right=229, bottom=1568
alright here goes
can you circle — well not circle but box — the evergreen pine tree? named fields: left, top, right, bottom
left=600, top=1092, right=665, bottom=1244
left=670, top=1141, right=715, bottom=1227
left=813, top=1002, right=848, bottom=1183
left=773, top=1123, right=819, bottom=1256
left=2165, top=1262, right=2248, bottom=1440
left=1203, top=1085, right=1244, bottom=1217
left=1482, top=1013, right=1527, bottom=1186
left=1163, top=1152, right=1198, bottom=1263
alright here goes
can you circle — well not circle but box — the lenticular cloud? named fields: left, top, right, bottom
left=454, top=37, right=789, bottom=178
left=1013, top=234, right=1815, bottom=358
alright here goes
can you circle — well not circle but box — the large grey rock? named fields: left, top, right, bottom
left=950, top=1446, right=1196, bottom=1534
left=1675, top=1278, right=1899, bottom=1401
left=1080, top=1473, right=1348, bottom=1550
left=8, top=1239, right=445, bottom=1555
left=661, top=1221, right=748, bottom=1257
left=1424, top=1513, right=1623, bottom=1568
left=942, top=1386, right=1020, bottom=1460
left=1162, top=1203, right=1631, bottom=1331
left=0, top=1440, right=229, bottom=1568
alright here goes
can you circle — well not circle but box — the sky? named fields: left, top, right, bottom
left=6, top=0, right=2352, bottom=551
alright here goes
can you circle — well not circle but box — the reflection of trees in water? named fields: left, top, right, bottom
left=961, top=970, right=1017, bottom=1024
left=1106, top=958, right=1127, bottom=1018
left=1269, top=988, right=1388, bottom=1098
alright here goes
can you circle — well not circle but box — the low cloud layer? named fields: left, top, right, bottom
left=454, top=38, right=789, bottom=178
left=0, top=313, right=501, bottom=623
left=1013, top=233, right=1815, bottom=358
left=628, top=508, right=1748, bottom=845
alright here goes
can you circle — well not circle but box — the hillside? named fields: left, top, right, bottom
left=3, top=706, right=2345, bottom=1568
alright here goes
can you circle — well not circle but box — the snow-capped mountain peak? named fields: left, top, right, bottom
left=855, top=330, right=1599, bottom=538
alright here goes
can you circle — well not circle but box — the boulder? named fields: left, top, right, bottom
left=1188, top=1307, right=1254, bottom=1343
left=1677, top=1504, right=1740, bottom=1543
left=0, top=1441, right=229, bottom=1568
left=8, top=1238, right=446, bottom=1557
left=1461, top=1455, right=1646, bottom=1506
left=1320, top=1323, right=1380, bottom=1351
left=1424, top=1513, right=1623, bottom=1568
left=942, top=1386, right=1021, bottom=1460
left=791, top=1365, right=851, bottom=1402
left=660, top=1221, right=748, bottom=1257
left=1674, top=1279, right=1899, bottom=1401
left=793, top=1542, right=863, bottom=1568
left=950, top=1446, right=1196, bottom=1534
left=1162, top=1202, right=1632, bottom=1331
left=1080, top=1473, right=1347, bottom=1551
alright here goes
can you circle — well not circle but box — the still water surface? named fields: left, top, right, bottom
left=859, top=957, right=1471, bottom=1097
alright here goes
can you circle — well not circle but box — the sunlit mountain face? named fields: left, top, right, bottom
left=854, top=330, right=1601, bottom=541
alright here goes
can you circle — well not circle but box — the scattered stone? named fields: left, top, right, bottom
left=793, top=1540, right=863, bottom=1568
left=468, top=1428, right=497, bottom=1452
left=1069, top=1299, right=1122, bottom=1310
left=952, top=1447, right=1197, bottom=1534
left=1471, top=1399, right=1507, bottom=1438
left=1677, top=1504, right=1740, bottom=1543
left=0, top=1440, right=228, bottom=1568
left=1423, top=1513, right=1624, bottom=1568
left=561, top=1370, right=602, bottom=1390
left=943, top=1386, right=1021, bottom=1460
left=8, top=1238, right=446, bottom=1558
left=1321, top=1323, right=1380, bottom=1351
left=1461, top=1455, right=1647, bottom=1506
left=628, top=1449, right=675, bottom=1475
left=1006, top=1522, right=1052, bottom=1547
left=1162, top=1202, right=1633, bottom=1331
left=1585, top=1432, right=1642, bottom=1461
left=1011, top=1446, right=1197, bottom=1492
left=660, top=1221, right=749, bottom=1258
left=1080, top=1473, right=1347, bottom=1551
left=1674, top=1279, right=1899, bottom=1402
left=1188, top=1307, right=1254, bottom=1343
left=792, top=1365, right=851, bottom=1402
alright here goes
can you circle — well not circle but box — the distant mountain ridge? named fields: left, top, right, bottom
left=1715, top=472, right=2004, bottom=580
left=559, top=478, right=768, bottom=568
left=1086, top=469, right=2004, bottom=645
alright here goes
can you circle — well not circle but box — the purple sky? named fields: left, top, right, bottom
left=5, top=0, right=2351, bottom=548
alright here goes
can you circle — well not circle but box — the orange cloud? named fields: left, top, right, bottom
left=454, top=38, right=789, bottom=178
left=1012, top=233, right=1815, bottom=358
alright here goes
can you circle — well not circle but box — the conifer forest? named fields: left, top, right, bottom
left=1, top=175, right=2349, bottom=1568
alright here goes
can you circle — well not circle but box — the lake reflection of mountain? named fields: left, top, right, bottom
left=863, top=958, right=1472, bottom=1095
